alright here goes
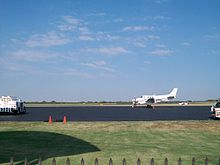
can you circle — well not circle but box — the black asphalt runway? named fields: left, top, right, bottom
left=0, top=106, right=211, bottom=121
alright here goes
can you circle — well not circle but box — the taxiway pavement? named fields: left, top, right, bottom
left=0, top=106, right=211, bottom=121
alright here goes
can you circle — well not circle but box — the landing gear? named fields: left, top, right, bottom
left=132, top=104, right=136, bottom=108
left=146, top=105, right=155, bottom=110
left=16, top=109, right=20, bottom=115
left=131, top=104, right=155, bottom=109
left=146, top=105, right=152, bottom=108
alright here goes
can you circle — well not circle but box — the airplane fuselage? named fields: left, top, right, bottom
left=132, top=88, right=178, bottom=107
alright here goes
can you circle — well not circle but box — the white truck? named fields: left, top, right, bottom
left=210, top=101, right=220, bottom=119
left=0, top=96, right=26, bottom=114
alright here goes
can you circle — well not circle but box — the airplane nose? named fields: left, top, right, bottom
left=132, top=98, right=138, bottom=104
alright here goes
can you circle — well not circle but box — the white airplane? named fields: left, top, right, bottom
left=132, top=88, right=178, bottom=108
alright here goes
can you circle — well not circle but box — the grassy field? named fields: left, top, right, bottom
left=26, top=101, right=215, bottom=107
left=26, top=102, right=130, bottom=107
left=26, top=103, right=128, bottom=107
left=0, top=121, right=220, bottom=165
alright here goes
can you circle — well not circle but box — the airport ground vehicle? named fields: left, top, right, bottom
left=0, top=96, right=26, bottom=114
left=210, top=101, right=220, bottom=119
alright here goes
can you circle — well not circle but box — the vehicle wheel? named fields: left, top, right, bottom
left=16, top=108, right=20, bottom=115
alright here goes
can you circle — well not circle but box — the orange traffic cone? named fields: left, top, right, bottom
left=49, top=115, right=52, bottom=124
left=63, top=116, right=67, bottom=124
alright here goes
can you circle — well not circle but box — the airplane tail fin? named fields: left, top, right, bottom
left=169, top=88, right=178, bottom=98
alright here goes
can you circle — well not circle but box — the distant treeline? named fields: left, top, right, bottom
left=26, top=99, right=219, bottom=105
left=26, top=101, right=130, bottom=104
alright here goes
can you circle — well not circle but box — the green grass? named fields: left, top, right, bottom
left=0, top=121, right=220, bottom=165
left=26, top=102, right=130, bottom=107
left=26, top=103, right=130, bottom=108
left=26, top=101, right=215, bottom=107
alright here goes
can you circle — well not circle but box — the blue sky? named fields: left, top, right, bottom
left=0, top=0, right=220, bottom=101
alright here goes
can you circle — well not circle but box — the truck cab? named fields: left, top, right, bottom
left=0, top=96, right=26, bottom=114
left=210, top=101, right=220, bottom=119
